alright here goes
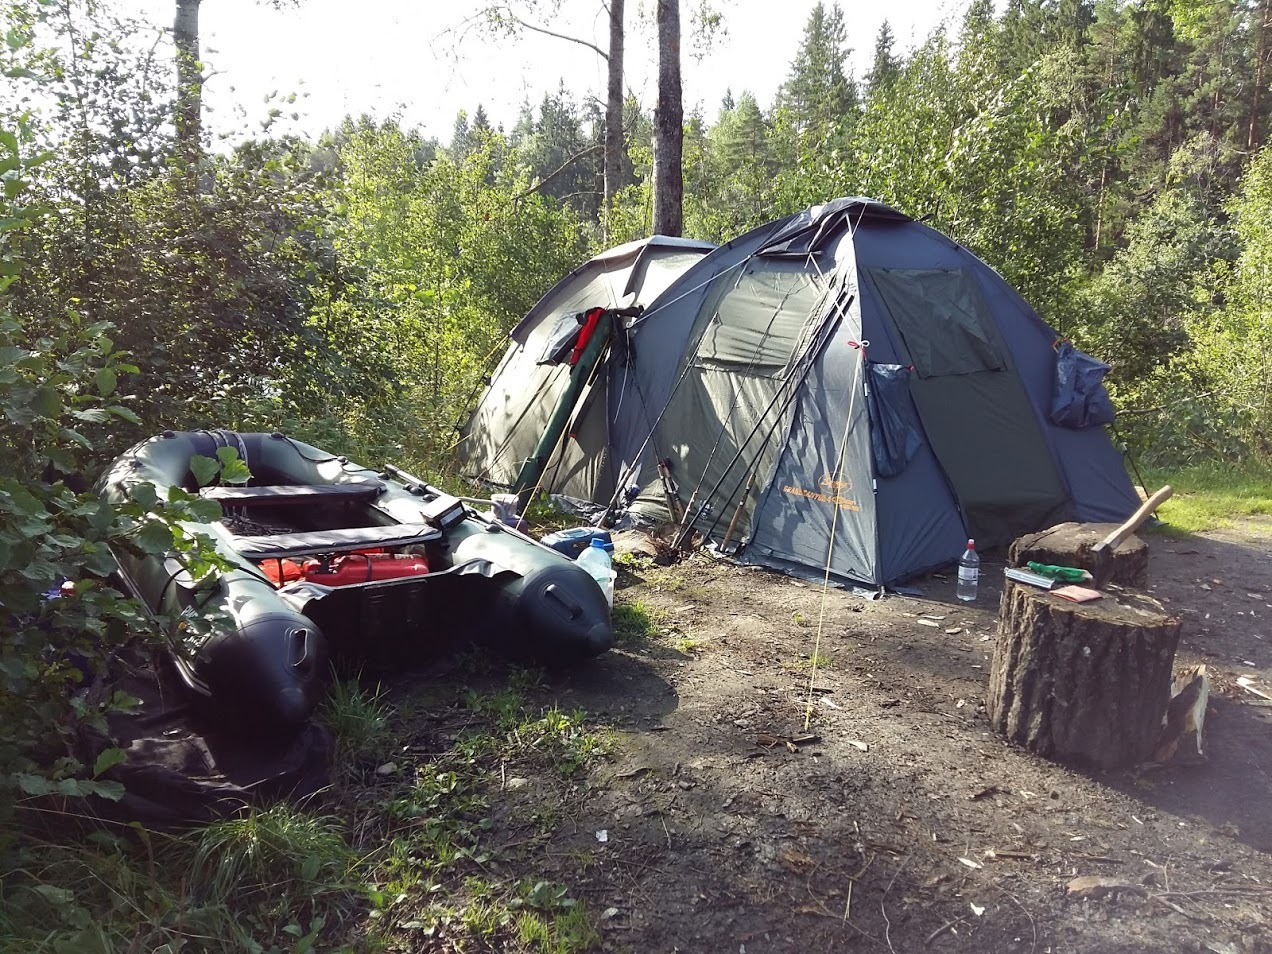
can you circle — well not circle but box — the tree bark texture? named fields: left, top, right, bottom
left=1008, top=521, right=1148, bottom=588
left=174, top=0, right=203, bottom=158
left=652, top=0, right=683, bottom=237
left=988, top=581, right=1180, bottom=770
left=603, top=0, right=625, bottom=238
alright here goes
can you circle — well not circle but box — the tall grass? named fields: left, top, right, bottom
left=1147, top=461, right=1272, bottom=534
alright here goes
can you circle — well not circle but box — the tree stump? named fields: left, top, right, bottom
left=1008, top=522, right=1148, bottom=588
left=988, top=582, right=1180, bottom=770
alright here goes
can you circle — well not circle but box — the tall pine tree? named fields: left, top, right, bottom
left=778, top=2, right=858, bottom=132
left=867, top=20, right=901, bottom=97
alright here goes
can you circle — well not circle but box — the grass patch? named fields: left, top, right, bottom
left=464, top=687, right=609, bottom=775
left=1, top=676, right=609, bottom=953
left=786, top=652, right=834, bottom=672
left=654, top=570, right=687, bottom=592
left=613, top=550, right=652, bottom=570
left=675, top=636, right=702, bottom=654
left=515, top=899, right=601, bottom=954
left=1146, top=461, right=1272, bottom=534
left=323, top=677, right=394, bottom=771
left=0, top=808, right=360, bottom=953
left=612, top=598, right=663, bottom=642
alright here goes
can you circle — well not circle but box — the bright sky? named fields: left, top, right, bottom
left=115, top=0, right=968, bottom=142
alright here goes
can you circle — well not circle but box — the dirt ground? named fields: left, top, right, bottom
left=426, top=520, right=1272, bottom=953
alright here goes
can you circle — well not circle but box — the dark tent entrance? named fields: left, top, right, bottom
left=866, top=265, right=1070, bottom=547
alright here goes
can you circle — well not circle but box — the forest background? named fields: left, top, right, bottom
left=3, top=0, right=1272, bottom=946
left=6, top=0, right=1272, bottom=472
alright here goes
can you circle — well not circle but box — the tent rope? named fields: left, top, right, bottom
left=803, top=336, right=869, bottom=732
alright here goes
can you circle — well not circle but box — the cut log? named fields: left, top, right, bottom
left=1008, top=522, right=1148, bottom=588
left=1153, top=665, right=1209, bottom=765
left=988, top=581, right=1180, bottom=770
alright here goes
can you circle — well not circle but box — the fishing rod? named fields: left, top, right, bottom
left=686, top=293, right=858, bottom=552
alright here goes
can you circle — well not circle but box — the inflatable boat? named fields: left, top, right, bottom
left=101, top=430, right=614, bottom=733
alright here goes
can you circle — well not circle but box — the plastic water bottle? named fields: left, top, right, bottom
left=576, top=538, right=616, bottom=607
left=957, top=539, right=979, bottom=602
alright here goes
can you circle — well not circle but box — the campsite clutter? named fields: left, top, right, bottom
left=52, top=203, right=1272, bottom=948
left=81, top=199, right=1240, bottom=855
left=456, top=195, right=1232, bottom=784
left=456, top=193, right=1209, bottom=774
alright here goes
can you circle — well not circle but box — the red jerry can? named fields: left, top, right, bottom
left=302, top=552, right=429, bottom=586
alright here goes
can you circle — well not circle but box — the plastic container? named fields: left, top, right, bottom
left=540, top=526, right=613, bottom=560
left=956, top=538, right=979, bottom=602
left=575, top=537, right=616, bottom=607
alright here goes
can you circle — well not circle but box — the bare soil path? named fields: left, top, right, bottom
left=406, top=520, right=1272, bottom=953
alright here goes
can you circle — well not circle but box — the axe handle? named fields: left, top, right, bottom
left=1093, top=485, right=1173, bottom=553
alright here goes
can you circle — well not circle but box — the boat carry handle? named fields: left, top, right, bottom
left=289, top=627, right=314, bottom=673
left=543, top=582, right=583, bottom=620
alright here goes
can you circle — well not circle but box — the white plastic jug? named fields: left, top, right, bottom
left=575, top=538, right=616, bottom=607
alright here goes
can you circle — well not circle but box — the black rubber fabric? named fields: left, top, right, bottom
left=231, top=524, right=441, bottom=560
left=201, top=482, right=385, bottom=506
left=70, top=664, right=331, bottom=830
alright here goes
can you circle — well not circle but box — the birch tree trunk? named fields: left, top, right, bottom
left=603, top=0, right=625, bottom=239
left=174, top=0, right=203, bottom=159
left=652, top=0, right=683, bottom=237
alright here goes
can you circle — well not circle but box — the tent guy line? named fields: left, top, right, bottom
left=806, top=335, right=869, bottom=730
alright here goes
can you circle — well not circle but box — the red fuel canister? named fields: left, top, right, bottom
left=261, top=559, right=306, bottom=586
left=301, top=552, right=429, bottom=586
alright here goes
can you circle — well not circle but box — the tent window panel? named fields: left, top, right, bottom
left=869, top=267, right=1006, bottom=378
left=526, top=273, right=628, bottom=348
left=694, top=262, right=821, bottom=373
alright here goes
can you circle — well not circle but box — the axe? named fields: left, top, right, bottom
left=1088, top=484, right=1173, bottom=583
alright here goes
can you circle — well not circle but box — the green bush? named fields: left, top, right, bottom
left=0, top=120, right=222, bottom=820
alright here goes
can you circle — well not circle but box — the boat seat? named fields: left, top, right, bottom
left=231, top=524, right=441, bottom=561
left=203, top=482, right=386, bottom=507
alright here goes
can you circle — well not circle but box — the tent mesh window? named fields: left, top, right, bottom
left=694, top=260, right=823, bottom=375
left=868, top=267, right=1006, bottom=378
